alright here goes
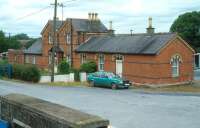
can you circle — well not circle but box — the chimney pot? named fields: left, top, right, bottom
left=109, top=21, right=113, bottom=30
left=94, top=13, right=98, bottom=20
left=88, top=13, right=92, bottom=20
left=146, top=17, right=155, bottom=34
left=91, top=13, right=95, bottom=20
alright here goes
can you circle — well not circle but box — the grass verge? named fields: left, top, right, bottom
left=133, top=82, right=200, bottom=93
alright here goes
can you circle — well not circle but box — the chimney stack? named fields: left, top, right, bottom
left=108, top=21, right=115, bottom=35
left=91, top=13, right=95, bottom=20
left=146, top=17, right=155, bottom=34
left=94, top=13, right=98, bottom=20
left=88, top=13, right=92, bottom=20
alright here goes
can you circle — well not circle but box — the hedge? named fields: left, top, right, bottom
left=58, top=60, right=70, bottom=74
left=80, top=61, right=97, bottom=73
left=12, top=64, right=41, bottom=83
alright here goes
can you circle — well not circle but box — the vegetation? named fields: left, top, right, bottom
left=170, top=11, right=200, bottom=51
left=80, top=61, right=97, bottom=73
left=12, top=64, right=41, bottom=83
left=0, top=31, right=22, bottom=53
left=70, top=68, right=80, bottom=81
left=58, top=60, right=70, bottom=74
left=0, top=59, right=8, bottom=66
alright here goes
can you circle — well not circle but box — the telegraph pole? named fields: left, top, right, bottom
left=51, top=0, right=58, bottom=82
left=58, top=3, right=66, bottom=22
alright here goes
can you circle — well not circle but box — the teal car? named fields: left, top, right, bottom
left=87, top=71, right=131, bottom=89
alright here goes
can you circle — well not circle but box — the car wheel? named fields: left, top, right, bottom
left=111, top=83, right=117, bottom=90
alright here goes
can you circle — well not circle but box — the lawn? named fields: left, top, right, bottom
left=133, top=82, right=200, bottom=93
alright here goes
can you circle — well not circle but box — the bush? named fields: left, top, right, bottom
left=70, top=68, right=80, bottom=81
left=12, top=64, right=40, bottom=83
left=58, top=60, right=70, bottom=74
left=80, top=61, right=97, bottom=73
left=0, top=59, right=8, bottom=66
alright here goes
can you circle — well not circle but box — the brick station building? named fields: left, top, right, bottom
left=8, top=13, right=195, bottom=86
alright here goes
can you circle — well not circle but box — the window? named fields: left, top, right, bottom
left=49, top=33, right=53, bottom=44
left=66, top=33, right=71, bottom=44
left=48, top=55, right=52, bottom=65
left=66, top=55, right=71, bottom=66
left=170, top=55, right=182, bottom=77
left=81, top=53, right=87, bottom=64
left=32, top=56, right=36, bottom=64
left=98, top=54, right=104, bottom=71
left=25, top=55, right=29, bottom=63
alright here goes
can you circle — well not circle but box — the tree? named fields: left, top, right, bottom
left=14, top=33, right=29, bottom=40
left=170, top=11, right=200, bottom=51
left=0, top=30, right=22, bottom=53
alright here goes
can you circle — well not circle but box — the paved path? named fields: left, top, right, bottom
left=0, top=80, right=200, bottom=128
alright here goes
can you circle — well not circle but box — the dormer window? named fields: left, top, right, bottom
left=49, top=33, right=53, bottom=44
left=66, top=33, right=71, bottom=44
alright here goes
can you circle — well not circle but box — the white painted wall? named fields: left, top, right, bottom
left=80, top=72, right=87, bottom=82
left=39, top=73, right=74, bottom=83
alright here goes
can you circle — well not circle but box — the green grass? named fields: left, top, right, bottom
left=44, top=81, right=89, bottom=87
left=133, top=83, right=200, bottom=93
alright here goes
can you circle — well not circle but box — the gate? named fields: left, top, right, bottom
left=0, top=64, right=12, bottom=78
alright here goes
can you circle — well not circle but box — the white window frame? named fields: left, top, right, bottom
left=25, top=55, right=29, bottom=64
left=171, top=55, right=181, bottom=78
left=66, top=33, right=71, bottom=44
left=49, top=33, right=53, bottom=44
left=66, top=55, right=71, bottom=66
left=32, top=56, right=36, bottom=64
left=81, top=53, right=87, bottom=64
left=98, top=54, right=105, bottom=71
left=48, top=55, right=52, bottom=65
left=172, top=59, right=179, bottom=77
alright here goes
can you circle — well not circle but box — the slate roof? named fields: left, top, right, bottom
left=24, top=38, right=42, bottom=55
left=76, top=33, right=177, bottom=55
left=70, top=18, right=108, bottom=33
left=49, top=20, right=63, bottom=30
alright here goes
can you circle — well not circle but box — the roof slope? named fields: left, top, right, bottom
left=24, top=38, right=42, bottom=54
left=76, top=33, right=177, bottom=55
left=41, top=20, right=63, bottom=34
left=70, top=18, right=108, bottom=33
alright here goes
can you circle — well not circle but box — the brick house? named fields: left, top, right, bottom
left=75, top=18, right=195, bottom=86
left=8, top=13, right=109, bottom=71
left=8, top=14, right=195, bottom=85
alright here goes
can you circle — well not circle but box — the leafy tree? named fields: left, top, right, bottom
left=14, top=33, right=29, bottom=40
left=170, top=11, right=200, bottom=51
left=0, top=31, right=23, bottom=53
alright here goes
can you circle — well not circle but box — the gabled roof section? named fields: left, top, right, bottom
left=69, top=18, right=108, bottom=33
left=76, top=33, right=177, bottom=55
left=24, top=38, right=42, bottom=55
left=41, top=20, right=63, bottom=34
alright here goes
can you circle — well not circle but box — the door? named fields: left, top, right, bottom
left=116, top=60, right=123, bottom=77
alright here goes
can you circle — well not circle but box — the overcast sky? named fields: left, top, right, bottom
left=0, top=0, right=200, bottom=37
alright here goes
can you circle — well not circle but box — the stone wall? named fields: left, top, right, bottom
left=0, top=94, right=109, bottom=128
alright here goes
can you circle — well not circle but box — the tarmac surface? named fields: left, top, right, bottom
left=0, top=80, right=200, bottom=128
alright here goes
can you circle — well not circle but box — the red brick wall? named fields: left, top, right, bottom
left=8, top=49, right=24, bottom=65
left=76, top=37, right=194, bottom=85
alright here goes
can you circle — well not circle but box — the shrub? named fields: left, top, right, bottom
left=0, top=59, right=8, bottom=66
left=70, top=68, right=80, bottom=81
left=80, top=61, right=97, bottom=73
left=12, top=64, right=40, bottom=82
left=58, top=60, right=70, bottom=74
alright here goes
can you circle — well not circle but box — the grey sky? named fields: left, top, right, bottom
left=0, top=0, right=200, bottom=37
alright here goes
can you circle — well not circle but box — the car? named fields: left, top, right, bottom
left=87, top=71, right=132, bottom=89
